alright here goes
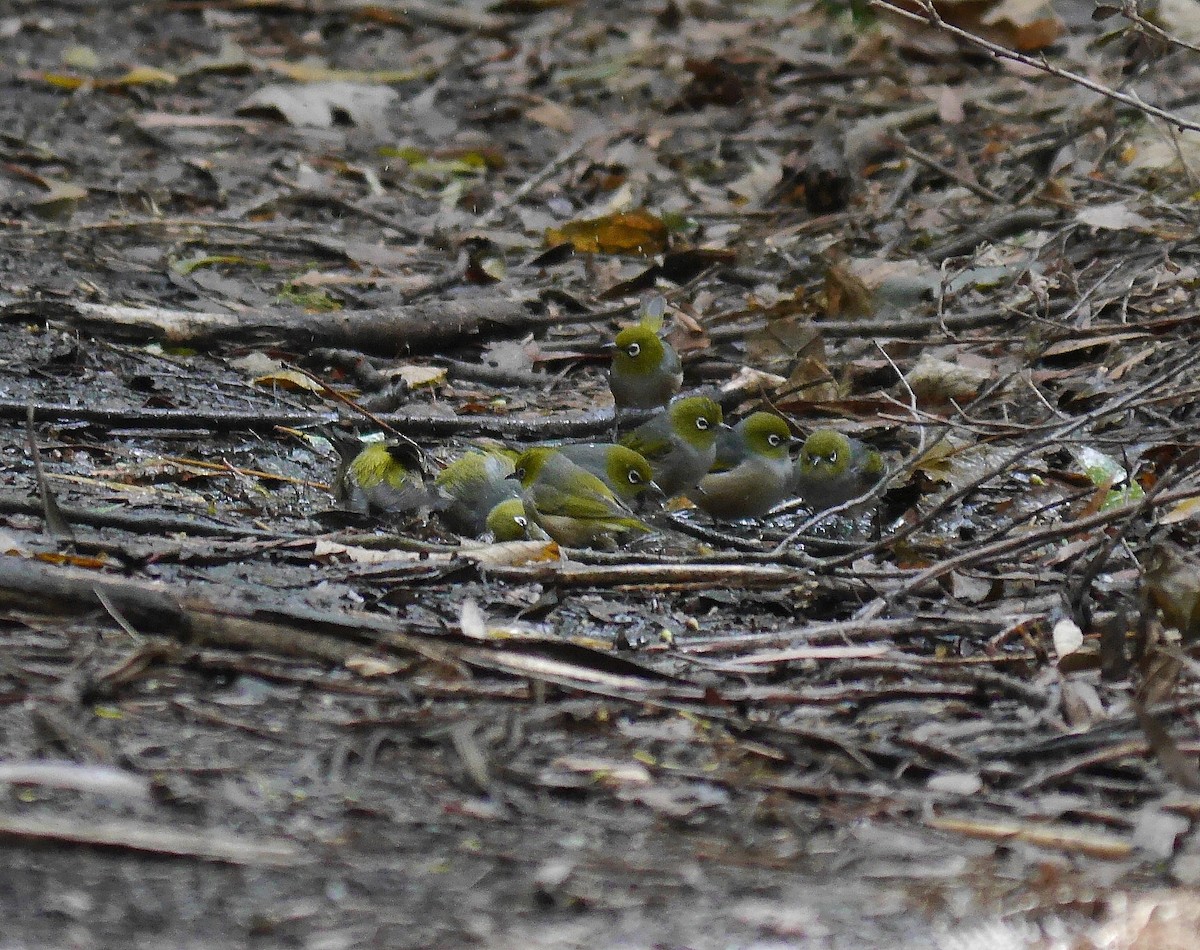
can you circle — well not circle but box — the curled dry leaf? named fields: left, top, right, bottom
left=1052, top=618, right=1083, bottom=660
left=253, top=370, right=326, bottom=394
left=720, top=366, right=788, bottom=395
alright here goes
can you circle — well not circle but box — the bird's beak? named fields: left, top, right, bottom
left=636, top=481, right=667, bottom=511
left=600, top=342, right=617, bottom=355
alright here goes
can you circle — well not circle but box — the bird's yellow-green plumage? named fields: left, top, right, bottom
left=554, top=443, right=661, bottom=506
left=619, top=396, right=723, bottom=496
left=334, top=441, right=431, bottom=516
left=513, top=447, right=650, bottom=548
left=689, top=413, right=795, bottom=520
left=608, top=299, right=683, bottom=411
left=792, top=429, right=884, bottom=511
left=434, top=448, right=521, bottom=536
left=484, top=498, right=532, bottom=542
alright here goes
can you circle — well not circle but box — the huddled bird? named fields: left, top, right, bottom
left=554, top=442, right=663, bottom=509
left=619, top=395, right=724, bottom=497
left=433, top=447, right=523, bottom=537
left=510, top=447, right=650, bottom=548
left=688, top=413, right=796, bottom=520
left=792, top=429, right=885, bottom=511
left=332, top=439, right=437, bottom=516
left=484, top=497, right=535, bottom=542
left=607, top=296, right=683, bottom=412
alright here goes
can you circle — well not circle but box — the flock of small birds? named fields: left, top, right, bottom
left=331, top=298, right=885, bottom=548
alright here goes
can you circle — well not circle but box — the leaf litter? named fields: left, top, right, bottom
left=2, top=1, right=1200, bottom=947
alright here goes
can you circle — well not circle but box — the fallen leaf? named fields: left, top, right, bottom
left=545, top=209, right=669, bottom=256
left=720, top=366, right=788, bottom=395
left=525, top=100, right=575, bottom=133
left=926, top=772, right=983, bottom=795
left=29, top=178, right=87, bottom=220
left=1145, top=544, right=1200, bottom=642
left=0, top=531, right=30, bottom=556
left=312, top=542, right=427, bottom=564
left=905, top=352, right=990, bottom=405
left=345, top=655, right=407, bottom=677
left=238, top=81, right=398, bottom=130
left=253, top=370, right=325, bottom=394
left=1160, top=497, right=1200, bottom=525
left=1077, top=202, right=1153, bottom=232
left=456, top=539, right=559, bottom=567
left=460, top=598, right=488, bottom=639
left=266, top=61, right=427, bottom=84
left=390, top=365, right=446, bottom=388
left=1052, top=618, right=1083, bottom=659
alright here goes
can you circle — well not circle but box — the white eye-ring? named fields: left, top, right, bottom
left=515, top=516, right=528, bottom=528
left=826, top=451, right=839, bottom=464
left=626, top=343, right=641, bottom=358
left=696, top=417, right=710, bottom=430
left=628, top=470, right=642, bottom=484
left=768, top=434, right=783, bottom=446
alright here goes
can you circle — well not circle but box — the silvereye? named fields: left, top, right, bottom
left=688, top=413, right=795, bottom=520
left=792, top=429, right=885, bottom=510
left=333, top=440, right=435, bottom=516
left=607, top=297, right=683, bottom=411
left=484, top=498, right=534, bottom=542
left=554, top=443, right=664, bottom=508
left=618, top=396, right=724, bottom=497
left=434, top=448, right=522, bottom=536
left=511, top=447, right=651, bottom=548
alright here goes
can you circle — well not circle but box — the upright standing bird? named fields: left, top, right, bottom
left=554, top=442, right=663, bottom=509
left=618, top=396, right=725, bottom=497
left=792, top=429, right=884, bottom=511
left=607, top=297, right=683, bottom=411
left=332, top=439, right=438, bottom=517
left=688, top=413, right=796, bottom=520
left=434, top=447, right=523, bottom=537
left=511, top=447, right=650, bottom=548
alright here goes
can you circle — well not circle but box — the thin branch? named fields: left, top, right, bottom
left=870, top=0, right=1200, bottom=133
left=1116, top=0, right=1200, bottom=56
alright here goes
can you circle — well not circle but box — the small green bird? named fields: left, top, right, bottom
left=434, top=448, right=522, bottom=536
left=484, top=497, right=534, bottom=542
left=511, top=447, right=651, bottom=548
left=332, top=440, right=435, bottom=516
left=792, top=429, right=885, bottom=511
left=688, top=413, right=796, bottom=520
left=554, top=443, right=664, bottom=508
left=607, top=297, right=683, bottom=411
left=618, top=396, right=724, bottom=497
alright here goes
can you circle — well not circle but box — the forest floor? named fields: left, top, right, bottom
left=2, top=1, right=1200, bottom=947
